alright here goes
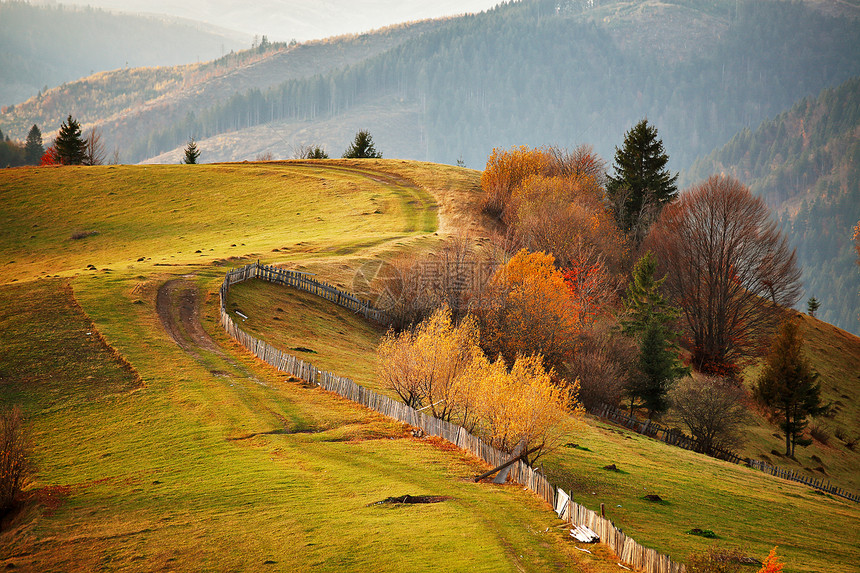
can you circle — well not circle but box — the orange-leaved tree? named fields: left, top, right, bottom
left=481, top=145, right=556, bottom=218
left=481, top=249, right=581, bottom=369
left=757, top=547, right=784, bottom=573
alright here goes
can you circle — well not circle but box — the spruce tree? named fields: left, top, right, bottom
left=24, top=124, right=43, bottom=165
left=620, top=252, right=688, bottom=417
left=755, top=318, right=825, bottom=456
left=53, top=115, right=86, bottom=165
left=182, top=137, right=201, bottom=164
left=607, top=119, right=678, bottom=241
left=342, top=130, right=382, bottom=159
left=626, top=319, right=686, bottom=417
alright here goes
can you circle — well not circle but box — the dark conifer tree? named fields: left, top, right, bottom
left=53, top=115, right=87, bottom=165
left=607, top=119, right=678, bottom=242
left=182, top=137, right=201, bottom=164
left=24, top=124, right=44, bottom=165
left=755, top=318, right=825, bottom=456
left=342, top=130, right=382, bottom=159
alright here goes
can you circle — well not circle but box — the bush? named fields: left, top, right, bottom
left=686, top=544, right=744, bottom=573
left=1, top=406, right=32, bottom=518
left=564, top=320, right=636, bottom=410
left=809, top=422, right=830, bottom=445
left=671, top=376, right=749, bottom=455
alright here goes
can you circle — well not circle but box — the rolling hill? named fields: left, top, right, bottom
left=1, top=161, right=858, bottom=572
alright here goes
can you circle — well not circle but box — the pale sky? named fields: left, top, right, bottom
left=50, top=1, right=503, bottom=42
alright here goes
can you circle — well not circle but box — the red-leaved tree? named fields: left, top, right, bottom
left=645, top=175, right=801, bottom=377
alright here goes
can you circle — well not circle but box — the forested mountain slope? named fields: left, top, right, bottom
left=0, top=2, right=244, bottom=108
left=686, top=76, right=860, bottom=335
left=0, top=18, right=447, bottom=153
left=132, top=0, right=860, bottom=168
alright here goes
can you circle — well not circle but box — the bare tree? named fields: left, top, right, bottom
left=672, top=376, right=749, bottom=455
left=82, top=127, right=106, bottom=166
left=645, top=175, right=802, bottom=377
left=565, top=320, right=637, bottom=410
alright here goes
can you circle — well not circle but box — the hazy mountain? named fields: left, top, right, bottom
left=686, top=76, right=860, bottom=335
left=0, top=2, right=245, bottom=107
left=50, top=0, right=503, bottom=42
left=125, top=0, right=860, bottom=171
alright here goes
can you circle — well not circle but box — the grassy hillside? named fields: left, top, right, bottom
left=0, top=161, right=624, bottom=572
left=226, top=275, right=860, bottom=573
left=1, top=161, right=858, bottom=572
left=0, top=19, right=446, bottom=158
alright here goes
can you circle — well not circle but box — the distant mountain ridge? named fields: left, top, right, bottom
left=0, top=2, right=245, bottom=108
left=686, top=76, right=860, bottom=335
left=3, top=0, right=859, bottom=170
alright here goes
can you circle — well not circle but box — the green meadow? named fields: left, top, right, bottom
left=1, top=161, right=858, bottom=572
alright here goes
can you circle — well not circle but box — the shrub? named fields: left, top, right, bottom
left=1, top=406, right=32, bottom=518
left=809, top=422, right=830, bottom=445
left=757, top=546, right=785, bottom=573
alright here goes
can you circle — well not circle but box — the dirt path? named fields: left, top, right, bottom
left=156, top=277, right=259, bottom=381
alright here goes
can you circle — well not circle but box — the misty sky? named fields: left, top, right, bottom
left=52, top=0, right=503, bottom=42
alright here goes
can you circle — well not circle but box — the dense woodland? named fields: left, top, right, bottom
left=131, top=0, right=860, bottom=169
left=0, top=1, right=242, bottom=108
left=688, top=77, right=860, bottom=335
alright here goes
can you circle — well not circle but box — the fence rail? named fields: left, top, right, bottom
left=219, top=261, right=691, bottom=573
left=592, top=403, right=859, bottom=503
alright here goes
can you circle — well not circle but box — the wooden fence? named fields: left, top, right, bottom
left=219, top=261, right=689, bottom=573
left=592, top=403, right=859, bottom=503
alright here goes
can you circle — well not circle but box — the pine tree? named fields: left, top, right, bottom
left=607, top=119, right=678, bottom=241
left=53, top=115, right=86, bottom=165
left=24, top=124, right=43, bottom=165
left=182, top=137, right=201, bottom=164
left=806, top=296, right=820, bottom=317
left=342, top=130, right=382, bottom=159
left=626, top=319, right=688, bottom=417
left=755, top=318, right=825, bottom=456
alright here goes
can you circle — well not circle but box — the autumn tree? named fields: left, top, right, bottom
left=53, top=115, right=86, bottom=165
left=471, top=353, right=575, bottom=463
left=645, top=176, right=802, bottom=377
left=1, top=406, right=31, bottom=518
left=24, top=124, right=43, bottom=165
left=377, top=306, right=482, bottom=426
left=565, top=320, right=637, bottom=410
left=755, top=317, right=824, bottom=456
left=480, top=145, right=555, bottom=218
left=342, top=130, right=382, bottom=159
left=481, top=249, right=581, bottom=370
left=510, top=172, right=627, bottom=273
left=672, top=376, right=749, bottom=455
left=182, top=137, right=201, bottom=164
left=606, top=119, right=678, bottom=243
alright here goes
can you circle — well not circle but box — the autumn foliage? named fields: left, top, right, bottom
left=378, top=306, right=576, bottom=462
left=645, top=175, right=801, bottom=376
left=1, top=406, right=31, bottom=517
left=757, top=547, right=784, bottom=573
left=481, top=249, right=581, bottom=369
